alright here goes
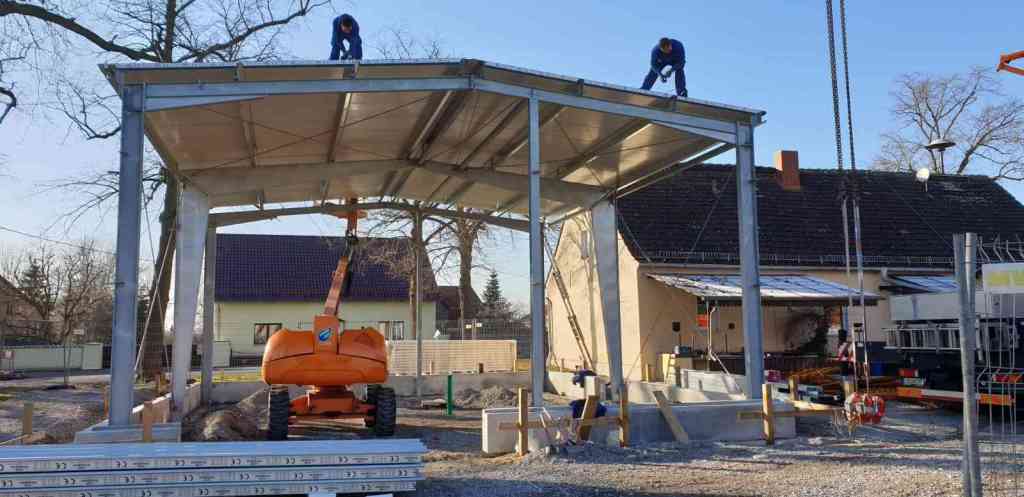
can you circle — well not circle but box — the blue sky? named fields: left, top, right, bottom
left=1, top=1, right=1023, bottom=305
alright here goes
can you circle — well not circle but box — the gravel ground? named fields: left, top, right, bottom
left=0, top=376, right=157, bottom=444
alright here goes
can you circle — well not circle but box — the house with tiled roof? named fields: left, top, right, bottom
left=547, top=151, right=1024, bottom=381
left=215, top=234, right=436, bottom=357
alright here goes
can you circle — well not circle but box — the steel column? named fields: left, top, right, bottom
left=172, top=187, right=210, bottom=419
left=109, top=83, right=145, bottom=427
left=201, top=226, right=217, bottom=406
left=413, top=211, right=424, bottom=398
left=592, top=199, right=624, bottom=398
left=528, top=94, right=546, bottom=407
left=736, top=121, right=764, bottom=399
left=954, top=233, right=982, bottom=497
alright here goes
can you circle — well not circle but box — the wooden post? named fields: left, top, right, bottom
left=652, top=391, right=689, bottom=442
left=619, top=388, right=630, bottom=447
left=21, top=402, right=33, bottom=438
left=103, top=387, right=110, bottom=417
left=142, top=401, right=155, bottom=443
left=646, top=364, right=656, bottom=383
left=788, top=376, right=799, bottom=402
left=577, top=395, right=599, bottom=441
left=477, top=362, right=484, bottom=374
left=842, top=378, right=855, bottom=399
left=517, top=388, right=529, bottom=456
left=430, top=360, right=435, bottom=375
left=761, top=383, right=775, bottom=445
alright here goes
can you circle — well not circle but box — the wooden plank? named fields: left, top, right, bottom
left=738, top=408, right=841, bottom=421
left=652, top=391, right=689, bottom=442
left=142, top=401, right=155, bottom=443
left=576, top=395, right=599, bottom=441
left=762, top=384, right=775, bottom=445
left=21, top=402, right=33, bottom=438
left=788, top=376, right=799, bottom=401
left=619, top=389, right=630, bottom=447
left=516, top=388, right=528, bottom=456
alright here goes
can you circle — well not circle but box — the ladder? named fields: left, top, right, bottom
left=544, top=242, right=594, bottom=371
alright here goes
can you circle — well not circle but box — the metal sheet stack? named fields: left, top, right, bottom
left=0, top=439, right=427, bottom=496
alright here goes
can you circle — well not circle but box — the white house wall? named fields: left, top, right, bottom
left=547, top=214, right=641, bottom=378
left=216, top=301, right=436, bottom=355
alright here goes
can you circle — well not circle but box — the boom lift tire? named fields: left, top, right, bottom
left=364, top=385, right=380, bottom=428
left=267, top=385, right=291, bottom=441
left=372, top=386, right=397, bottom=437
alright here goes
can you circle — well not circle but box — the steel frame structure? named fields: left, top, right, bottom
left=102, top=59, right=768, bottom=434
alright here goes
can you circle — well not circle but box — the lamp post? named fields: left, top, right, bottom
left=924, top=137, right=956, bottom=175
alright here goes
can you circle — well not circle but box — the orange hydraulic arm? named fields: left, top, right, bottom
left=998, top=51, right=1024, bottom=77
left=323, top=198, right=362, bottom=317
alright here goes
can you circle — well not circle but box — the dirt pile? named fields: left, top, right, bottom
left=454, top=385, right=518, bottom=409
left=189, top=388, right=269, bottom=441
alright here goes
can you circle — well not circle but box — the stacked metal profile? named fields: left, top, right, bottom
left=0, top=439, right=426, bottom=496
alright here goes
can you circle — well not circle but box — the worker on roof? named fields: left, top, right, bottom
left=642, top=37, right=687, bottom=98
left=330, top=14, right=362, bottom=61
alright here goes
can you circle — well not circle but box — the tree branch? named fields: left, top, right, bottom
left=0, top=1, right=160, bottom=61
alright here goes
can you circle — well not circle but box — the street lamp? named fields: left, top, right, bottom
left=924, top=137, right=956, bottom=175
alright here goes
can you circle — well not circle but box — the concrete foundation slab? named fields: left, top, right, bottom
left=74, top=422, right=182, bottom=443
left=482, top=399, right=794, bottom=455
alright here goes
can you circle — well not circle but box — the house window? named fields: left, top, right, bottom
left=378, top=321, right=405, bottom=341
left=254, top=323, right=282, bottom=345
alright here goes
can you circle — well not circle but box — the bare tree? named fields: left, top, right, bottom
left=874, top=67, right=1024, bottom=179
left=1, top=0, right=333, bottom=378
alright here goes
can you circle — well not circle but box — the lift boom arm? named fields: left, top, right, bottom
left=998, top=51, right=1024, bottom=77
left=323, top=198, right=362, bottom=317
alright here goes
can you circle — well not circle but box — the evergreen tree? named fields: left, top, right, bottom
left=481, top=271, right=511, bottom=318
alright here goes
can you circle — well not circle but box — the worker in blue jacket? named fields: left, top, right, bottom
left=641, top=38, right=687, bottom=97
left=330, top=14, right=362, bottom=60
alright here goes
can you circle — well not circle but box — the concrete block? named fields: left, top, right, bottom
left=481, top=399, right=794, bottom=454
left=74, top=422, right=182, bottom=443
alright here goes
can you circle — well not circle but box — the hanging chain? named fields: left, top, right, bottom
left=838, top=0, right=857, bottom=172
left=825, top=0, right=844, bottom=172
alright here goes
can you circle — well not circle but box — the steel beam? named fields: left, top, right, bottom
left=326, top=93, right=352, bottom=163
left=172, top=187, right=209, bottom=420
left=145, top=77, right=470, bottom=101
left=109, top=84, right=144, bottom=427
left=592, top=199, right=623, bottom=399
left=403, top=91, right=456, bottom=161
left=186, top=160, right=410, bottom=197
left=616, top=143, right=734, bottom=198
left=201, top=225, right=216, bottom=407
left=419, top=161, right=605, bottom=207
left=735, top=121, right=764, bottom=399
left=209, top=201, right=531, bottom=232
left=471, top=79, right=738, bottom=134
left=654, top=120, right=737, bottom=144
left=488, top=105, right=565, bottom=167
left=458, top=99, right=527, bottom=168
left=413, top=212, right=423, bottom=398
left=145, top=95, right=264, bottom=112
left=528, top=94, right=545, bottom=407
left=239, top=101, right=257, bottom=167
left=553, top=119, right=649, bottom=179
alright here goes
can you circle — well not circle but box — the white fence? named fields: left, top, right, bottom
left=388, top=340, right=517, bottom=375
left=0, top=343, right=104, bottom=371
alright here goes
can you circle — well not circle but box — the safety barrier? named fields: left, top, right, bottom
left=388, top=339, right=517, bottom=374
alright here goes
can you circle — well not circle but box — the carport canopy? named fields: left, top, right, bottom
left=648, top=273, right=879, bottom=306
left=103, top=58, right=764, bottom=219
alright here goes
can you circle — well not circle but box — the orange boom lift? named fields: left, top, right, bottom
left=260, top=199, right=396, bottom=440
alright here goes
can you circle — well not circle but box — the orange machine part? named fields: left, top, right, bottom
left=998, top=51, right=1024, bottom=77
left=261, top=314, right=388, bottom=387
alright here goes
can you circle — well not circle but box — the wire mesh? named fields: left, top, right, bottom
left=974, top=240, right=1023, bottom=497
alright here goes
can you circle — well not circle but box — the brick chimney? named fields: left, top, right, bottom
left=774, top=150, right=801, bottom=191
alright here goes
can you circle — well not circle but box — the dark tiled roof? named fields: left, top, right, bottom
left=435, top=285, right=482, bottom=320
left=617, top=165, right=1024, bottom=268
left=215, top=234, right=436, bottom=302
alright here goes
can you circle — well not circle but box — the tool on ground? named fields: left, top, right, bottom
left=260, top=198, right=396, bottom=440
